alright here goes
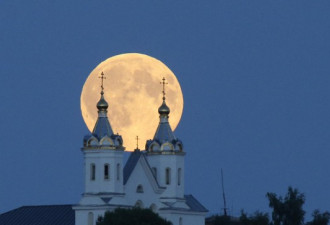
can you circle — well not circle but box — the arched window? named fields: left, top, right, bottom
left=165, top=167, right=171, bottom=185
left=152, top=167, right=157, bottom=179
left=117, top=163, right=120, bottom=181
left=88, top=212, right=94, bottom=225
left=90, top=164, right=95, bottom=181
left=179, top=217, right=183, bottom=225
left=136, top=184, right=144, bottom=193
left=104, top=164, right=109, bottom=180
left=178, top=168, right=182, bottom=186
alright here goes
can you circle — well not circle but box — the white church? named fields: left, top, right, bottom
left=0, top=77, right=208, bottom=225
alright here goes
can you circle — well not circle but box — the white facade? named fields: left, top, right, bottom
left=147, top=153, right=185, bottom=198
left=83, top=149, right=124, bottom=194
left=73, top=88, right=207, bottom=225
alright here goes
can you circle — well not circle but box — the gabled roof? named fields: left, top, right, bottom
left=123, top=150, right=165, bottom=193
left=123, top=150, right=142, bottom=185
left=0, top=205, right=74, bottom=225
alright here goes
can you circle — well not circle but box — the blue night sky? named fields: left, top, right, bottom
left=1, top=0, right=330, bottom=220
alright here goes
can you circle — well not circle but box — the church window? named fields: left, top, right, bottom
left=178, top=168, right=182, bottom=186
left=179, top=217, right=183, bottom=225
left=136, top=184, right=144, bottom=193
left=165, top=167, right=171, bottom=185
left=90, top=164, right=96, bottom=181
left=116, top=163, right=120, bottom=181
left=152, top=167, right=157, bottom=179
left=104, top=164, right=109, bottom=180
left=88, top=212, right=94, bottom=225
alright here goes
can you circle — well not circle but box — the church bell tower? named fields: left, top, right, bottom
left=145, top=77, right=185, bottom=199
left=82, top=72, right=125, bottom=194
left=74, top=72, right=125, bottom=225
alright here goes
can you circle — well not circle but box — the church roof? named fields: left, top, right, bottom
left=185, top=194, right=208, bottom=212
left=145, top=100, right=183, bottom=152
left=153, top=113, right=176, bottom=143
left=92, top=115, right=114, bottom=139
left=0, top=196, right=207, bottom=225
left=123, top=150, right=165, bottom=193
left=0, top=204, right=74, bottom=225
left=123, top=150, right=142, bottom=185
left=160, top=195, right=208, bottom=213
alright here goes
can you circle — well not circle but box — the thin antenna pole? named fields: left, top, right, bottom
left=221, top=168, right=228, bottom=216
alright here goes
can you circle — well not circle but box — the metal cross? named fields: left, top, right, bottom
left=99, top=72, right=106, bottom=92
left=160, top=77, right=168, bottom=101
left=136, top=136, right=139, bottom=149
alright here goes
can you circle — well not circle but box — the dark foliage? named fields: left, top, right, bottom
left=240, top=211, right=269, bottom=225
left=96, top=207, right=171, bottom=225
left=209, top=215, right=241, bottom=225
left=213, top=215, right=232, bottom=225
left=207, top=187, right=328, bottom=225
left=266, top=187, right=305, bottom=225
left=306, top=210, right=330, bottom=225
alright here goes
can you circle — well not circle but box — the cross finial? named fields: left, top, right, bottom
left=160, top=77, right=168, bottom=101
left=99, top=72, right=106, bottom=93
left=136, top=136, right=139, bottom=149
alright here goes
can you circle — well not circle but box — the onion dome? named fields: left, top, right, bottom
left=97, top=91, right=108, bottom=111
left=158, top=101, right=170, bottom=115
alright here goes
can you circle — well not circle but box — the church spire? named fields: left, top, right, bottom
left=146, top=77, right=183, bottom=152
left=93, top=71, right=113, bottom=137
left=83, top=72, right=123, bottom=149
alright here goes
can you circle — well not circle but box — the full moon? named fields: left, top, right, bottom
left=81, top=53, right=184, bottom=151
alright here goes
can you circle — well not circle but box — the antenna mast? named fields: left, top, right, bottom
left=221, top=168, right=228, bottom=216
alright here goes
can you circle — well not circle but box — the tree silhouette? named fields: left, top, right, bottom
left=96, top=207, right=171, bottom=225
left=240, top=211, right=269, bottom=225
left=266, top=187, right=305, bottom=225
left=307, top=210, right=330, bottom=225
left=206, top=187, right=329, bottom=225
